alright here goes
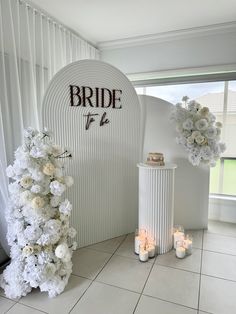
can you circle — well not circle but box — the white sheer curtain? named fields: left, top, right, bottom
left=0, top=0, right=99, bottom=258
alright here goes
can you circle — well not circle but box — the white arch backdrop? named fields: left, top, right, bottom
left=42, top=60, right=142, bottom=247
left=139, top=95, right=209, bottom=229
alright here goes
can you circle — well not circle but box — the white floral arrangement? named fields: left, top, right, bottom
left=0, top=128, right=77, bottom=299
left=171, top=96, right=226, bottom=166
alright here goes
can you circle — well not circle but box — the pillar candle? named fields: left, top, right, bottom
left=134, top=236, right=141, bottom=254
left=176, top=246, right=186, bottom=259
left=147, top=245, right=156, bottom=258
left=183, top=236, right=193, bottom=255
left=139, top=249, right=149, bottom=262
left=173, top=231, right=184, bottom=249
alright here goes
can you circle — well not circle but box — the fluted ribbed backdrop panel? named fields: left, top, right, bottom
left=138, top=164, right=176, bottom=254
left=42, top=60, right=141, bottom=247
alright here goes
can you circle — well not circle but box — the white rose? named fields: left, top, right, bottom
left=191, top=131, right=201, bottom=138
left=200, top=107, right=209, bottom=117
left=187, top=100, right=201, bottom=112
left=20, top=190, right=33, bottom=205
left=22, top=245, right=34, bottom=256
left=43, top=162, right=55, bottom=176
left=55, top=243, right=69, bottom=259
left=24, top=127, right=37, bottom=139
left=59, top=199, right=72, bottom=215
left=187, top=136, right=194, bottom=145
left=30, top=146, right=46, bottom=158
left=20, top=176, right=33, bottom=189
left=195, top=135, right=205, bottom=145
left=195, top=119, right=208, bottom=131
left=6, top=165, right=15, bottom=178
left=50, top=180, right=66, bottom=196
left=31, top=196, right=45, bottom=209
left=31, top=185, right=42, bottom=193
left=205, top=127, right=217, bottom=139
left=183, top=118, right=193, bottom=130
left=50, top=196, right=61, bottom=207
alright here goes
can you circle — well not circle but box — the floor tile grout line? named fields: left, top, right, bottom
left=206, top=231, right=236, bottom=238
left=132, top=254, right=159, bottom=313
left=68, top=233, right=129, bottom=313
left=202, top=248, right=236, bottom=257
left=94, top=279, right=141, bottom=295
left=201, top=273, right=236, bottom=284
left=155, top=263, right=200, bottom=274
left=92, top=233, right=129, bottom=281
left=197, top=309, right=214, bottom=314
left=142, top=293, right=199, bottom=311
left=4, top=302, right=18, bottom=314
left=6, top=301, right=48, bottom=313
left=197, top=229, right=205, bottom=311
left=71, top=249, right=236, bottom=291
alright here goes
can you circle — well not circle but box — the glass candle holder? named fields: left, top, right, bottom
left=146, top=236, right=157, bottom=257
left=175, top=241, right=186, bottom=259
left=173, top=225, right=185, bottom=249
left=134, top=228, right=141, bottom=254
left=139, top=243, right=149, bottom=262
left=183, top=234, right=193, bottom=255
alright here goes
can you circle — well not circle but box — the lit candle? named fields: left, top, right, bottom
left=139, top=248, right=149, bottom=262
left=146, top=236, right=156, bottom=258
left=147, top=244, right=156, bottom=258
left=183, top=235, right=193, bottom=255
left=134, top=236, right=141, bottom=254
left=173, top=225, right=184, bottom=249
left=176, top=246, right=186, bottom=259
left=134, top=229, right=146, bottom=254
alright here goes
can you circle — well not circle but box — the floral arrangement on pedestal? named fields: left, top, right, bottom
left=0, top=128, right=77, bottom=300
left=171, top=96, right=226, bottom=166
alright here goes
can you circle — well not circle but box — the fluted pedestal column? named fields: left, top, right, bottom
left=138, top=163, right=177, bottom=254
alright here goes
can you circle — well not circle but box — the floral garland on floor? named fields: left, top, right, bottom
left=171, top=96, right=226, bottom=166
left=0, top=128, right=77, bottom=299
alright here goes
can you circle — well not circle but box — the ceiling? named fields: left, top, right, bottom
left=30, top=0, right=236, bottom=45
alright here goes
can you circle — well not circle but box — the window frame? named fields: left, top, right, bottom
left=132, top=69, right=236, bottom=197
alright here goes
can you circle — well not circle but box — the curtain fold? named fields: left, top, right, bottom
left=0, top=0, right=100, bottom=260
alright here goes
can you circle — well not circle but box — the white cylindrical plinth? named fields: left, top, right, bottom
left=138, top=163, right=177, bottom=254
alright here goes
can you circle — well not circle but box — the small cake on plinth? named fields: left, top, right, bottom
left=146, top=152, right=165, bottom=166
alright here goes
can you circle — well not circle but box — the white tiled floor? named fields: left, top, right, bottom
left=1, top=220, right=236, bottom=314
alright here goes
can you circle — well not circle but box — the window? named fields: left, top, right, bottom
left=136, top=80, right=236, bottom=196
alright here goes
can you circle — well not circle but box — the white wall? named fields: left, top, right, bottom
left=101, top=30, right=236, bottom=74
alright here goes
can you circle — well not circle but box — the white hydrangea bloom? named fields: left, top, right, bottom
left=50, top=181, right=66, bottom=196
left=59, top=199, right=72, bottom=215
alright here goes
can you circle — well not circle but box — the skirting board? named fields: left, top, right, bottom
left=209, top=196, right=236, bottom=223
